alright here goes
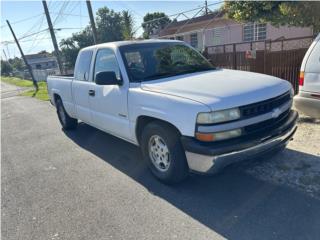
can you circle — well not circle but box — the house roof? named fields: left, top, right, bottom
left=25, top=54, right=57, bottom=64
left=158, top=12, right=237, bottom=37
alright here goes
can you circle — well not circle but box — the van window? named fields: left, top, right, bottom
left=74, top=50, right=93, bottom=81
left=306, top=39, right=320, bottom=73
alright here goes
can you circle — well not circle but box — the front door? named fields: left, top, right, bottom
left=89, top=48, right=130, bottom=140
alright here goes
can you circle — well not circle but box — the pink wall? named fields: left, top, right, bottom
left=203, top=23, right=313, bottom=48
left=266, top=24, right=313, bottom=40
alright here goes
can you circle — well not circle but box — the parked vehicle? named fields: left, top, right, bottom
left=47, top=40, right=298, bottom=183
left=294, top=33, right=320, bottom=118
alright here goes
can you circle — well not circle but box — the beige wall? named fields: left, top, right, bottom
left=169, top=22, right=313, bottom=51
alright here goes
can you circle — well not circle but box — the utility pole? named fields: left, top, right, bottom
left=205, top=0, right=208, bottom=15
left=6, top=20, right=38, bottom=91
left=86, top=0, right=98, bottom=44
left=42, top=0, right=63, bottom=75
left=3, top=49, right=8, bottom=61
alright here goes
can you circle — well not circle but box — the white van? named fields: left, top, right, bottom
left=294, top=34, right=320, bottom=118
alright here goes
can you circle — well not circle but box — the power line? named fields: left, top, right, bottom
left=27, top=14, right=46, bottom=53
left=49, top=11, right=89, bottom=18
left=141, top=1, right=223, bottom=26
left=0, top=13, right=44, bottom=28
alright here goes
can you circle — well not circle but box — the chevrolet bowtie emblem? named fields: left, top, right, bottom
left=271, top=108, right=281, bottom=118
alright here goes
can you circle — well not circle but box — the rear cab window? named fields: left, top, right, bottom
left=74, top=50, right=93, bottom=81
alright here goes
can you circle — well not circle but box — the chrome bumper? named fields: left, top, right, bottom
left=185, top=124, right=297, bottom=174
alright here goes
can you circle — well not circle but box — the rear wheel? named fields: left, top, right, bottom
left=56, top=98, right=77, bottom=130
left=141, top=121, right=189, bottom=184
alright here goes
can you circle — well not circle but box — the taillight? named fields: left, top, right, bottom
left=299, top=71, right=304, bottom=86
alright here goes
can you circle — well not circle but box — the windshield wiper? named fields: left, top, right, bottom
left=143, top=72, right=175, bottom=81
left=178, top=66, right=214, bottom=75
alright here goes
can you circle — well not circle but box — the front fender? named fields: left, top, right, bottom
left=128, top=88, right=210, bottom=141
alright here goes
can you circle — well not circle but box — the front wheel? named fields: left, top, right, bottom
left=56, top=98, right=77, bottom=130
left=141, top=121, right=189, bottom=184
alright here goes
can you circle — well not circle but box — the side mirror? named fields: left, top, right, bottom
left=95, top=71, right=122, bottom=85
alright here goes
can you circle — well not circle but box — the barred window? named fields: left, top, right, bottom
left=190, top=33, right=198, bottom=48
left=243, top=23, right=266, bottom=42
left=213, top=28, right=222, bottom=45
left=176, top=35, right=184, bottom=41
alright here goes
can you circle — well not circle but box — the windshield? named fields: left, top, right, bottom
left=119, top=42, right=215, bottom=82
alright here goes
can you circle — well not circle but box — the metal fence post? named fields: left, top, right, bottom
left=232, top=43, right=236, bottom=69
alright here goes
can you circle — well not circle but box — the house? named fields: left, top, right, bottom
left=156, top=12, right=313, bottom=51
left=25, top=52, right=60, bottom=81
left=25, top=53, right=58, bottom=70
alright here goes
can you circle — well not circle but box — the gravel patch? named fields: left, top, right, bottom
left=239, top=114, right=320, bottom=199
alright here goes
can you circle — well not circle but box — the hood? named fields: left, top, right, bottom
left=141, top=69, right=291, bottom=111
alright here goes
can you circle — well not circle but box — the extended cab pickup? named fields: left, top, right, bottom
left=47, top=40, right=298, bottom=183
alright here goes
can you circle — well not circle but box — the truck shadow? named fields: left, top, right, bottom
left=64, top=123, right=320, bottom=240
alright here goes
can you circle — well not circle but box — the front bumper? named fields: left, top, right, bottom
left=181, top=110, right=298, bottom=174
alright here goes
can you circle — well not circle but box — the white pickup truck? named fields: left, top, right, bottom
left=47, top=39, right=298, bottom=183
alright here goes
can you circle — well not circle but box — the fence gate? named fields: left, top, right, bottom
left=205, top=36, right=315, bottom=93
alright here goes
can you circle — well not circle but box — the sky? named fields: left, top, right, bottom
left=1, top=0, right=222, bottom=59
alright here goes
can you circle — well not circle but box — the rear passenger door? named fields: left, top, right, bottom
left=72, top=50, right=94, bottom=124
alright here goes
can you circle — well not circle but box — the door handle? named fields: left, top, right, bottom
left=88, top=89, right=95, bottom=96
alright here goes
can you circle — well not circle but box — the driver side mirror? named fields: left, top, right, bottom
left=95, top=71, right=122, bottom=85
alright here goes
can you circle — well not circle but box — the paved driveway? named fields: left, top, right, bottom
left=2, top=95, right=320, bottom=240
left=1, top=82, right=29, bottom=99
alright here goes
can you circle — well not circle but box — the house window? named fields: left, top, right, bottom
left=243, top=23, right=266, bottom=42
left=213, top=28, right=222, bottom=45
left=176, top=35, right=184, bottom=41
left=190, top=33, right=198, bottom=48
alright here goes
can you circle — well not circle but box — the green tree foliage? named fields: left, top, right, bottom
left=1, top=60, right=13, bottom=76
left=142, top=12, right=171, bottom=39
left=224, top=1, right=320, bottom=33
left=122, top=10, right=135, bottom=40
left=8, top=57, right=25, bottom=71
left=59, top=7, right=135, bottom=69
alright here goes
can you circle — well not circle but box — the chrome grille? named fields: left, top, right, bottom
left=240, top=91, right=291, bottom=119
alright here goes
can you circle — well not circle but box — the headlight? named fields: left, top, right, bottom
left=195, top=129, right=242, bottom=142
left=197, top=108, right=240, bottom=124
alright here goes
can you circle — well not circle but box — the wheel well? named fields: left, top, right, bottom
left=53, top=94, right=61, bottom=105
left=135, top=116, right=181, bottom=144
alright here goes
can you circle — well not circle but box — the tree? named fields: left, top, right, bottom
left=1, top=60, right=13, bottom=76
left=60, top=7, right=135, bottom=68
left=96, top=7, right=124, bottom=43
left=224, top=1, right=320, bottom=33
left=142, top=12, right=171, bottom=39
left=122, top=10, right=135, bottom=40
left=8, top=57, right=25, bottom=71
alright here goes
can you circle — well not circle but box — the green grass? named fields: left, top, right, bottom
left=1, top=76, right=34, bottom=87
left=1, top=76, right=49, bottom=101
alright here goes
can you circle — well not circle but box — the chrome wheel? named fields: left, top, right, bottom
left=148, top=135, right=170, bottom=172
left=58, top=103, right=66, bottom=125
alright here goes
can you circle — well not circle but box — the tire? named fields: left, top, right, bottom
left=140, top=121, right=189, bottom=184
left=56, top=98, right=78, bottom=130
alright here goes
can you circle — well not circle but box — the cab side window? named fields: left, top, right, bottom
left=94, top=48, right=121, bottom=81
left=74, top=50, right=93, bottom=81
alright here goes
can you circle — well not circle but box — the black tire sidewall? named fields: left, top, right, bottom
left=141, top=122, right=188, bottom=183
left=56, top=99, right=77, bottom=130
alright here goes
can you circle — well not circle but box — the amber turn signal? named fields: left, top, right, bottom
left=195, top=132, right=215, bottom=142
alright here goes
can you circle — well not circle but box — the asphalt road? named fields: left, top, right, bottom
left=2, top=86, right=320, bottom=240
